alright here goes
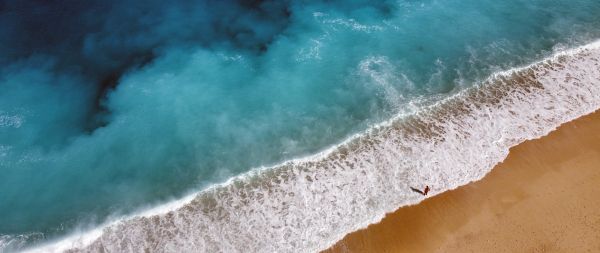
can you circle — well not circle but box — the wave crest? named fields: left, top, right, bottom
left=28, top=41, right=600, bottom=253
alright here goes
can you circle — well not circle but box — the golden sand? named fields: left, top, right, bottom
left=325, top=110, right=600, bottom=253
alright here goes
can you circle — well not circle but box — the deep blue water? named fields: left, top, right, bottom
left=1, top=0, right=600, bottom=249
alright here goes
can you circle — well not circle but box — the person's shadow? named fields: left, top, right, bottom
left=410, top=187, right=425, bottom=195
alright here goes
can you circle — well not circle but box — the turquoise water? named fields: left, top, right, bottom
left=1, top=0, right=600, bottom=250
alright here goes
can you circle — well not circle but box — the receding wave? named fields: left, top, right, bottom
left=25, top=41, right=600, bottom=253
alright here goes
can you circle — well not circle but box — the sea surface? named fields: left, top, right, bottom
left=1, top=1, right=600, bottom=252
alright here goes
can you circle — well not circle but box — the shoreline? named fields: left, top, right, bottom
left=22, top=40, right=600, bottom=253
left=325, top=109, right=600, bottom=252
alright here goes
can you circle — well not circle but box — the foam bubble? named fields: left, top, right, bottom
left=27, top=40, right=600, bottom=253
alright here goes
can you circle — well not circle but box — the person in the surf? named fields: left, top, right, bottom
left=410, top=185, right=430, bottom=196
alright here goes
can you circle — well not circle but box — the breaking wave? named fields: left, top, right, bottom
left=24, top=41, right=600, bottom=253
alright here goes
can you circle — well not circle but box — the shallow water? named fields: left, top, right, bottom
left=1, top=0, right=600, bottom=251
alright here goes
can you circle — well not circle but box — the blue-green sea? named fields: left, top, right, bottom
left=2, top=0, right=600, bottom=252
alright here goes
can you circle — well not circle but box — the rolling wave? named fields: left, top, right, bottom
left=25, top=40, right=600, bottom=253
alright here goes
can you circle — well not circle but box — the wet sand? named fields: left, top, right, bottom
left=325, top=110, right=600, bottom=253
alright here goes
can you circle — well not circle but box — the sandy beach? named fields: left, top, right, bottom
left=325, top=109, right=600, bottom=253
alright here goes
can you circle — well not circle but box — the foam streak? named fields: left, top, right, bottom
left=28, top=41, right=600, bottom=253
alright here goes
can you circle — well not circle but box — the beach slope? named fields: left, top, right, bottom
left=325, top=110, right=600, bottom=253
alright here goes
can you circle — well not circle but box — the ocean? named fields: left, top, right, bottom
left=1, top=1, right=600, bottom=252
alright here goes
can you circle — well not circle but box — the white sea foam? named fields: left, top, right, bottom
left=24, top=40, right=600, bottom=253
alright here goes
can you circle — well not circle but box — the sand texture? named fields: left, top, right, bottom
left=325, top=110, right=600, bottom=253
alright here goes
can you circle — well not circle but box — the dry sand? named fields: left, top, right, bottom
left=324, top=110, right=600, bottom=253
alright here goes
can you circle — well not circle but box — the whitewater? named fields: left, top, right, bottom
left=3, top=1, right=600, bottom=252
left=18, top=39, right=600, bottom=253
